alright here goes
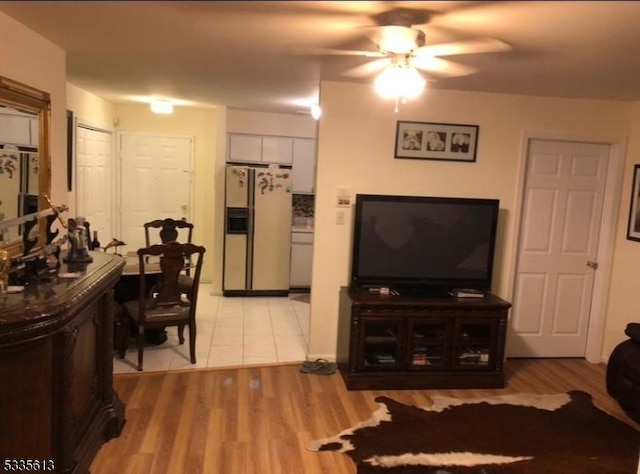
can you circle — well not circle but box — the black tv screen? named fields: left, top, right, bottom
left=350, top=194, right=499, bottom=294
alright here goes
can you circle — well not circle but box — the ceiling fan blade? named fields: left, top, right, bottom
left=342, top=58, right=392, bottom=78
left=412, top=56, right=478, bottom=77
left=293, top=46, right=385, bottom=58
left=414, top=38, right=511, bottom=57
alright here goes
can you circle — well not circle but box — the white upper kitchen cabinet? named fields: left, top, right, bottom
left=228, top=133, right=262, bottom=163
left=262, top=136, right=293, bottom=164
left=227, top=133, right=294, bottom=165
left=0, top=113, right=33, bottom=146
left=292, top=138, right=316, bottom=194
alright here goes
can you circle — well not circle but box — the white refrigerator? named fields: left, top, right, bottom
left=223, top=165, right=292, bottom=295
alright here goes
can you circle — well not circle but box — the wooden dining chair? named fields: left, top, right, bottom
left=144, top=218, right=194, bottom=247
left=144, top=218, right=195, bottom=297
left=122, top=241, right=206, bottom=371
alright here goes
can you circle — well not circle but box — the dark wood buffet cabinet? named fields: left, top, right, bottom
left=337, top=287, right=512, bottom=390
left=0, top=252, right=126, bottom=473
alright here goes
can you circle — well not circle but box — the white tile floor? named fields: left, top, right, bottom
left=113, top=284, right=310, bottom=373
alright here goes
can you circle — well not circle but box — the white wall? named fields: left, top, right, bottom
left=0, top=12, right=66, bottom=207
left=65, top=83, right=116, bottom=217
left=308, top=80, right=633, bottom=362
left=604, top=101, right=640, bottom=355
left=67, top=83, right=115, bottom=131
left=211, top=106, right=227, bottom=294
left=114, top=104, right=220, bottom=282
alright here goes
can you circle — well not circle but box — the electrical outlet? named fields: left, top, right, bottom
left=336, top=211, right=345, bottom=225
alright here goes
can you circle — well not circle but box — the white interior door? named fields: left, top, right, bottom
left=119, top=133, right=193, bottom=252
left=509, top=139, right=610, bottom=357
left=75, top=125, right=114, bottom=245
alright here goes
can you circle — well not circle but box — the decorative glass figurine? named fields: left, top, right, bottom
left=63, top=217, right=93, bottom=264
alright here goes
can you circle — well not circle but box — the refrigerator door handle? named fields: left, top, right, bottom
left=246, top=168, right=255, bottom=288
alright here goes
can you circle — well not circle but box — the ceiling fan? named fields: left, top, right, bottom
left=306, top=7, right=512, bottom=81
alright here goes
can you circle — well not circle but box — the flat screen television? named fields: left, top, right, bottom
left=350, top=194, right=500, bottom=295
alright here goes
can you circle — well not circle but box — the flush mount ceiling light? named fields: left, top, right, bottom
left=374, top=58, right=426, bottom=112
left=150, top=100, right=174, bottom=114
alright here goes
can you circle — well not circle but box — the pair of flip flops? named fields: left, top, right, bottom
left=300, top=358, right=337, bottom=375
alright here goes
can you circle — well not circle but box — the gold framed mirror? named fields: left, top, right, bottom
left=0, top=75, right=51, bottom=257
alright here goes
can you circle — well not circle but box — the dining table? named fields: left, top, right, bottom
left=120, top=251, right=162, bottom=275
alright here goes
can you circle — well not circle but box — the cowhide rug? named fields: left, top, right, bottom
left=308, top=390, right=640, bottom=474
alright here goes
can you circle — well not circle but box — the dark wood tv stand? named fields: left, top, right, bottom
left=337, top=286, right=511, bottom=390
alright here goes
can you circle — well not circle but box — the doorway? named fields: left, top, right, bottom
left=75, top=124, right=114, bottom=244
left=508, top=138, right=622, bottom=360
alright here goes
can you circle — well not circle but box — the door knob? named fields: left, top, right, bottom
left=586, top=261, right=599, bottom=269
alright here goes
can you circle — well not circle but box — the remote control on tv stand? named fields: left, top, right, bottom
left=449, top=288, right=485, bottom=298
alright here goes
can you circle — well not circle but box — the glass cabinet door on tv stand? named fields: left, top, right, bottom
left=359, top=317, right=404, bottom=370
left=408, top=319, right=454, bottom=369
left=455, top=319, right=498, bottom=370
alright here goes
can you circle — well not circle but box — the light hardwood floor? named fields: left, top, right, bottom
left=91, top=359, right=640, bottom=473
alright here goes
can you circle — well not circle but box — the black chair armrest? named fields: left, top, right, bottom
left=625, top=323, right=640, bottom=343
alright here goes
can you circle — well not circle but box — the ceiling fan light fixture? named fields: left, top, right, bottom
left=374, top=63, right=426, bottom=101
left=378, top=26, right=420, bottom=54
